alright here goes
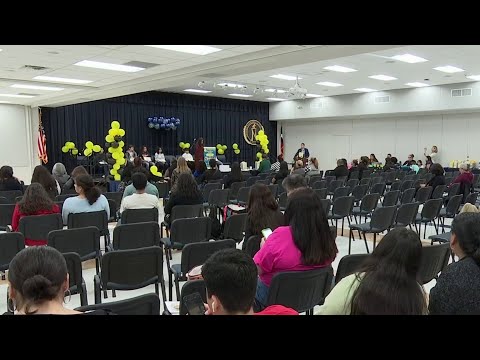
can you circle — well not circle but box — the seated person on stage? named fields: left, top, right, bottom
left=182, top=148, right=194, bottom=162
left=202, top=248, right=298, bottom=315
left=154, top=147, right=167, bottom=172
left=163, top=173, right=203, bottom=226
left=224, top=162, right=244, bottom=189
left=293, top=143, right=309, bottom=164
left=403, top=154, right=416, bottom=166
left=140, top=146, right=154, bottom=170
left=199, top=159, right=222, bottom=184
left=257, top=153, right=272, bottom=174
left=0, top=165, right=23, bottom=192
left=61, top=174, right=110, bottom=225
left=119, top=173, right=159, bottom=215
left=333, top=159, right=349, bottom=179
left=125, top=145, right=137, bottom=164
left=271, top=161, right=289, bottom=184
left=270, top=155, right=284, bottom=172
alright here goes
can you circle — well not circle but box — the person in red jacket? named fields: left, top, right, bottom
left=450, top=163, right=474, bottom=198
left=11, top=183, right=60, bottom=246
left=194, top=137, right=205, bottom=172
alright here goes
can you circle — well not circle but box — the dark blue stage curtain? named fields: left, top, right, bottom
left=42, top=91, right=275, bottom=170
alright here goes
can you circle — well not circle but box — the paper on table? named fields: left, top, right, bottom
left=165, top=301, right=180, bottom=315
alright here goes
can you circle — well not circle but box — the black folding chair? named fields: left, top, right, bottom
left=335, top=254, right=369, bottom=284
left=223, top=213, right=247, bottom=243
left=278, top=192, right=287, bottom=211
left=352, top=193, right=380, bottom=224
left=400, top=180, right=414, bottom=193
left=267, top=184, right=279, bottom=198
left=370, top=183, right=386, bottom=197
left=103, top=192, right=124, bottom=212
left=327, top=196, right=355, bottom=236
left=205, top=189, right=229, bottom=220
left=0, top=232, right=24, bottom=280
left=438, top=195, right=463, bottom=232
left=228, top=181, right=246, bottom=200
left=351, top=184, right=368, bottom=206
left=0, top=190, right=22, bottom=203
left=431, top=185, right=446, bottom=200
left=18, top=213, right=63, bottom=245
left=320, top=198, right=332, bottom=215
left=67, top=210, right=110, bottom=247
left=0, top=204, right=16, bottom=231
left=179, top=280, right=206, bottom=315
left=230, top=186, right=251, bottom=206
left=246, top=176, right=260, bottom=187
left=267, top=266, right=334, bottom=315
left=110, top=222, right=160, bottom=251
left=380, top=190, right=400, bottom=207
left=0, top=197, right=9, bottom=204
left=244, top=235, right=261, bottom=258
left=120, top=208, right=159, bottom=224
left=464, top=192, right=479, bottom=206
left=399, top=188, right=416, bottom=205
left=414, top=198, right=443, bottom=239
left=332, top=186, right=350, bottom=201
left=444, top=183, right=460, bottom=204
left=202, top=183, right=222, bottom=203
left=390, top=181, right=402, bottom=192
left=76, top=293, right=160, bottom=315
left=48, top=226, right=101, bottom=273
left=415, top=186, right=433, bottom=204
left=63, top=252, right=88, bottom=306
left=161, top=204, right=203, bottom=237
left=394, top=202, right=420, bottom=229
left=346, top=179, right=359, bottom=189
left=314, top=188, right=327, bottom=200
left=312, top=180, right=327, bottom=190
left=107, top=199, right=118, bottom=222
left=418, top=243, right=451, bottom=284
left=328, top=180, right=344, bottom=196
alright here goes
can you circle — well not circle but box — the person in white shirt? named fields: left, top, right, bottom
left=182, top=148, right=194, bottom=162
left=119, top=172, right=159, bottom=214
left=424, top=145, right=439, bottom=164
left=154, top=147, right=167, bottom=172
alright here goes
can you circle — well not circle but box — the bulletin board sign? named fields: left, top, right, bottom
left=204, top=147, right=216, bottom=168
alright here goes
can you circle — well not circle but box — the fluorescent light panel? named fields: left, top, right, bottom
left=11, top=84, right=64, bottom=91
left=434, top=65, right=465, bottom=73
left=228, top=93, right=252, bottom=98
left=264, top=88, right=286, bottom=93
left=0, top=101, right=12, bottom=103
left=266, top=97, right=287, bottom=101
left=354, top=88, right=377, bottom=92
left=145, top=45, right=221, bottom=55
left=33, top=75, right=93, bottom=84
left=269, top=74, right=301, bottom=81
left=391, top=54, right=428, bottom=63
left=0, top=94, right=35, bottom=98
left=316, top=81, right=343, bottom=87
left=74, top=60, right=145, bottom=72
left=324, top=65, right=357, bottom=73
left=217, top=82, right=244, bottom=88
left=466, top=75, right=480, bottom=81
left=183, top=89, right=211, bottom=93
left=369, top=74, right=398, bottom=81
left=306, top=94, right=323, bottom=98
left=405, top=82, right=430, bottom=87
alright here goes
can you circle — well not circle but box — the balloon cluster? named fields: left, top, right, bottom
left=179, top=142, right=191, bottom=150
left=256, top=130, right=269, bottom=160
left=147, top=117, right=180, bottom=131
left=232, top=143, right=240, bottom=155
left=105, top=121, right=126, bottom=181
left=149, top=166, right=162, bottom=177
left=216, top=144, right=227, bottom=155
left=61, top=141, right=78, bottom=156
left=83, top=141, right=102, bottom=157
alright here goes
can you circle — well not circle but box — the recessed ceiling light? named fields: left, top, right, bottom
left=323, top=65, right=357, bottom=73
left=0, top=49, right=3, bottom=52
left=264, top=89, right=287, bottom=93
left=405, top=82, right=430, bottom=87
left=369, top=75, right=398, bottom=81
left=33, top=75, right=93, bottom=85
left=433, top=65, right=465, bottom=73
left=391, top=54, right=428, bottom=63
left=145, top=45, right=222, bottom=55
left=74, top=60, right=145, bottom=72
left=354, top=88, right=377, bottom=92
left=217, top=82, right=244, bottom=88
left=269, top=74, right=302, bottom=81
left=466, top=75, right=480, bottom=81
left=266, top=97, right=287, bottom=101
left=306, top=94, right=323, bottom=98
left=228, top=93, right=252, bottom=98
left=11, top=84, right=64, bottom=91
left=0, top=94, right=35, bottom=98
left=183, top=89, right=212, bottom=94
left=316, top=82, right=343, bottom=87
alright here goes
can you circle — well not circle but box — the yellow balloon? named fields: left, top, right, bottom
left=179, top=142, right=185, bottom=148
left=112, top=152, right=120, bottom=160
left=185, top=143, right=190, bottom=149
left=234, top=149, right=240, bottom=154
left=218, top=149, right=224, bottom=155
left=118, top=129, right=125, bottom=136
left=222, top=145, right=227, bottom=150
left=72, top=149, right=79, bottom=155
left=113, top=163, right=120, bottom=170
left=114, top=174, right=121, bottom=181
left=232, top=143, right=238, bottom=149
left=111, top=121, right=120, bottom=129
left=265, top=149, right=269, bottom=154
left=108, top=129, right=116, bottom=136
left=118, top=151, right=125, bottom=158
left=85, top=141, right=94, bottom=149
left=216, top=144, right=222, bottom=150
left=118, top=158, right=126, bottom=165
left=106, top=135, right=114, bottom=143
left=93, top=145, right=101, bottom=153
left=108, top=147, right=115, bottom=154
left=61, top=146, right=69, bottom=153
left=118, top=141, right=125, bottom=148
left=256, top=152, right=262, bottom=159
left=84, top=148, right=92, bottom=156
left=110, top=169, right=117, bottom=176
left=258, top=130, right=264, bottom=136
left=150, top=166, right=158, bottom=174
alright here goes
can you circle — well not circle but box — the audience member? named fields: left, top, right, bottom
left=358, top=156, right=369, bottom=178
left=122, top=173, right=159, bottom=199
left=429, top=213, right=480, bottom=314
left=224, top=162, right=244, bottom=189
left=282, top=174, right=307, bottom=196
left=198, top=159, right=222, bottom=184
left=316, top=228, right=427, bottom=315
left=270, top=155, right=284, bottom=172
left=243, top=183, right=285, bottom=250
left=202, top=249, right=298, bottom=315
left=291, top=160, right=305, bottom=175
left=424, top=145, right=439, bottom=164
left=417, top=160, right=424, bottom=168
left=370, top=154, right=379, bottom=163
left=31, top=165, right=59, bottom=200
left=164, top=159, right=177, bottom=180
left=193, top=138, right=205, bottom=171
left=62, top=174, right=109, bottom=225
left=52, top=163, right=70, bottom=190
left=119, top=172, right=159, bottom=214
left=333, top=159, right=349, bottom=179
left=163, top=173, right=203, bottom=225
left=460, top=203, right=479, bottom=213
left=426, top=163, right=445, bottom=193
left=271, top=161, right=289, bottom=185
left=350, top=159, right=359, bottom=172
left=0, top=165, right=22, bottom=191
left=171, top=157, right=192, bottom=188
left=254, top=188, right=337, bottom=310
left=257, top=153, right=272, bottom=174
left=403, top=154, right=415, bottom=166
left=63, top=166, right=88, bottom=191
left=193, top=160, right=207, bottom=183
left=305, top=157, right=320, bottom=177
left=450, top=163, right=474, bottom=198
left=11, top=183, right=60, bottom=246
left=425, top=156, right=433, bottom=171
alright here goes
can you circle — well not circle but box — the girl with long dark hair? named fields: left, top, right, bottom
left=0, top=165, right=22, bottom=191
left=163, top=173, right=203, bottom=225
left=271, top=161, right=289, bottom=184
left=31, top=165, right=59, bottom=200
left=224, top=162, right=244, bottom=188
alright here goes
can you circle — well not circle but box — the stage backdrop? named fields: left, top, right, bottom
left=41, top=91, right=274, bottom=171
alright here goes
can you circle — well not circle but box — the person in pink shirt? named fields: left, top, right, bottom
left=253, top=187, right=338, bottom=311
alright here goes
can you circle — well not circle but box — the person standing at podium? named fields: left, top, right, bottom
left=193, top=137, right=204, bottom=171
left=293, top=143, right=309, bottom=165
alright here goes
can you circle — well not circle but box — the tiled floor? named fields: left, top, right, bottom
left=0, top=203, right=451, bottom=314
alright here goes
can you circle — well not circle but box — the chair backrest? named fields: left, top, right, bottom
left=415, top=186, right=433, bottom=203
left=0, top=232, right=25, bottom=271
left=223, top=213, right=247, bottom=242
left=236, top=187, right=251, bottom=205
left=360, top=178, right=370, bottom=186
left=328, top=180, right=344, bottom=193
left=48, top=226, right=100, bottom=259
left=246, top=176, right=260, bottom=187
left=100, top=246, right=163, bottom=291
left=0, top=204, right=16, bottom=227
left=76, top=293, right=161, bottom=315
left=337, top=176, right=348, bottom=183
left=113, top=222, right=160, bottom=250
left=179, top=280, right=206, bottom=315
left=325, top=176, right=336, bottom=185
left=395, top=202, right=420, bottom=226
left=308, top=175, right=323, bottom=185
left=333, top=186, right=350, bottom=200
left=332, top=196, right=355, bottom=217
left=180, top=239, right=236, bottom=275
left=346, top=179, right=359, bottom=189
left=359, top=193, right=380, bottom=213
left=0, top=190, right=22, bottom=203
left=370, top=206, right=397, bottom=231
left=335, top=254, right=369, bottom=284
left=170, top=217, right=212, bottom=246
left=370, top=182, right=386, bottom=196
left=229, top=181, right=246, bottom=200
left=431, top=185, right=446, bottom=199
left=349, top=171, right=360, bottom=180
left=107, top=199, right=117, bottom=220
left=267, top=266, right=334, bottom=313
left=314, top=188, right=327, bottom=200
left=400, top=180, right=414, bottom=192
left=0, top=196, right=9, bottom=204
left=418, top=243, right=451, bottom=284
left=67, top=210, right=109, bottom=235
left=244, top=235, right=261, bottom=258
left=170, top=204, right=204, bottom=222
left=19, top=213, right=63, bottom=242
left=361, top=169, right=373, bottom=179
left=464, top=192, right=479, bottom=205
left=390, top=181, right=402, bottom=192
left=445, top=195, right=463, bottom=216
left=207, top=189, right=230, bottom=207
left=55, top=194, right=77, bottom=202
left=446, top=183, right=460, bottom=199
left=14, top=196, right=23, bottom=203
left=267, top=184, right=278, bottom=198
left=202, top=182, right=222, bottom=202
left=352, top=185, right=368, bottom=202
left=384, top=172, right=397, bottom=184
left=382, top=190, right=400, bottom=207
left=400, top=188, right=416, bottom=205
left=120, top=208, right=159, bottom=225
left=312, top=180, right=327, bottom=190
left=420, top=198, right=443, bottom=220
left=278, top=192, right=287, bottom=209
left=62, top=252, right=84, bottom=295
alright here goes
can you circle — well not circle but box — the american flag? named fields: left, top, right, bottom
left=280, top=125, right=284, bottom=157
left=37, top=108, right=48, bottom=164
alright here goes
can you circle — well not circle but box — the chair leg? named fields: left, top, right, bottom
left=175, top=276, right=181, bottom=301
left=95, top=258, right=100, bottom=275
left=94, top=277, right=101, bottom=304
left=348, top=229, right=353, bottom=255
left=341, top=218, right=344, bottom=236
left=433, top=218, right=439, bottom=235
left=168, top=270, right=173, bottom=301
left=155, top=282, right=159, bottom=296
left=81, top=283, right=88, bottom=306
left=112, top=289, right=116, bottom=298
left=423, top=222, right=427, bottom=239
left=335, top=219, right=338, bottom=233
left=160, top=279, right=167, bottom=306
left=363, top=232, right=369, bottom=254
left=373, top=233, right=376, bottom=249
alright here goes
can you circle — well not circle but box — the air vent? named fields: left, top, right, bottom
left=452, top=88, right=472, bottom=97
left=21, top=65, right=49, bottom=71
left=374, top=95, right=390, bottom=104
left=123, top=61, right=158, bottom=69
